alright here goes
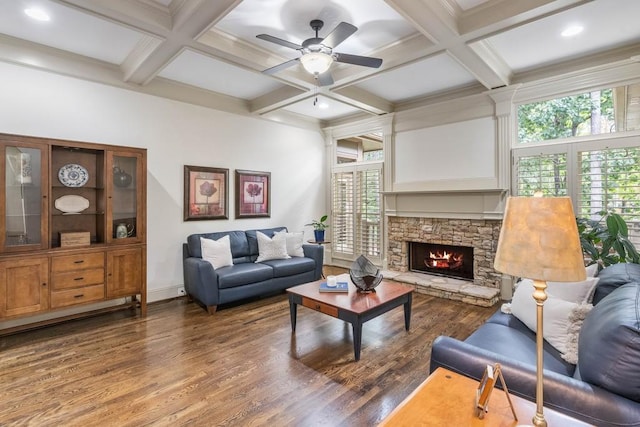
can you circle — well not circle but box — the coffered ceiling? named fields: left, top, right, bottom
left=1, top=0, right=639, bottom=129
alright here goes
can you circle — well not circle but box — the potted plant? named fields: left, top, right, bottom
left=577, top=210, right=640, bottom=271
left=307, top=215, right=329, bottom=242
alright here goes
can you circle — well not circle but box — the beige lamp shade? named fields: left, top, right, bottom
left=494, top=196, right=586, bottom=282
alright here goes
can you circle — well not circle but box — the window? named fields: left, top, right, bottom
left=331, top=162, right=383, bottom=264
left=336, top=133, right=383, bottom=163
left=517, top=83, right=640, bottom=144
left=516, top=153, right=567, bottom=196
left=332, top=170, right=354, bottom=254
left=514, top=143, right=640, bottom=245
left=515, top=83, right=640, bottom=246
left=356, top=167, right=382, bottom=258
left=578, top=147, right=640, bottom=222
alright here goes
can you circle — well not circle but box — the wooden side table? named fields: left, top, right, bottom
left=307, top=241, right=330, bottom=277
left=379, top=367, right=592, bottom=426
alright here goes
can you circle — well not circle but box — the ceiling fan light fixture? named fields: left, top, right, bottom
left=300, top=52, right=333, bottom=75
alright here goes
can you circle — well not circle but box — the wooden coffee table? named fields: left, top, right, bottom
left=286, top=276, right=414, bottom=361
left=379, top=367, right=592, bottom=426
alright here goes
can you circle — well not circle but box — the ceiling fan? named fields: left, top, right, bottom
left=257, top=19, right=383, bottom=86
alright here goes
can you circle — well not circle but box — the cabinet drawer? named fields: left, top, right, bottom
left=302, top=297, right=339, bottom=317
left=50, top=284, right=105, bottom=308
left=51, top=253, right=104, bottom=273
left=51, top=268, right=104, bottom=290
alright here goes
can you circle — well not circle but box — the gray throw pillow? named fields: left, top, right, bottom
left=592, top=263, right=640, bottom=305
left=578, top=283, right=640, bottom=402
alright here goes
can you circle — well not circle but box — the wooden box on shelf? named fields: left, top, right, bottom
left=59, top=231, right=91, bottom=247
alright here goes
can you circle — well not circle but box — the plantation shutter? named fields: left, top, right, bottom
left=578, top=147, right=640, bottom=244
left=331, top=163, right=382, bottom=263
left=332, top=170, right=355, bottom=256
left=356, top=167, right=381, bottom=262
left=515, top=152, right=568, bottom=197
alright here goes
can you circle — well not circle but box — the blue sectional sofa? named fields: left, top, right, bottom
left=183, top=227, right=323, bottom=314
left=430, top=263, right=640, bottom=427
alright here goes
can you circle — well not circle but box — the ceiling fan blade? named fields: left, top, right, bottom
left=322, top=22, right=357, bottom=49
left=256, top=34, right=302, bottom=50
left=317, top=71, right=334, bottom=87
left=262, top=58, right=299, bottom=75
left=334, top=53, right=383, bottom=68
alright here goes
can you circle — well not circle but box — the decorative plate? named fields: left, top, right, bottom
left=54, top=195, right=90, bottom=214
left=58, top=164, right=89, bottom=187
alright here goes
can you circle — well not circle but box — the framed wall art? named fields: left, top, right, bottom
left=235, top=169, right=270, bottom=218
left=184, top=165, right=229, bottom=221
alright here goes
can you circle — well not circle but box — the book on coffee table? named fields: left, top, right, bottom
left=319, top=281, right=349, bottom=292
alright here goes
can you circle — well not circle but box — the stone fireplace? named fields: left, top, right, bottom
left=386, top=216, right=503, bottom=306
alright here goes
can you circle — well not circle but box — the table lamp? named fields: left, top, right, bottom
left=493, top=195, right=586, bottom=427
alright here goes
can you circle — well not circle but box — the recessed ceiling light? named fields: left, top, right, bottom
left=318, top=102, right=329, bottom=109
left=24, top=8, right=50, bottom=22
left=561, top=25, right=583, bottom=37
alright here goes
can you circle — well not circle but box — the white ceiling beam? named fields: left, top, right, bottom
left=454, top=42, right=511, bottom=89
left=514, top=43, right=640, bottom=87
left=197, top=29, right=316, bottom=90
left=121, top=36, right=164, bottom=82
left=125, top=1, right=242, bottom=85
left=259, top=109, right=324, bottom=130
left=458, top=0, right=592, bottom=36
left=250, top=87, right=309, bottom=115
left=330, top=87, right=393, bottom=115
left=57, top=0, right=242, bottom=85
left=385, top=0, right=509, bottom=89
left=0, top=33, right=130, bottom=87
left=330, top=33, right=434, bottom=87
left=0, top=34, right=249, bottom=116
left=55, top=0, right=172, bottom=35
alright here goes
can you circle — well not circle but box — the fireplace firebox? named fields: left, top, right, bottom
left=409, top=242, right=474, bottom=281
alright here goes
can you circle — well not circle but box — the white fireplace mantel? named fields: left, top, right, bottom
left=381, top=188, right=507, bottom=195
left=383, top=188, right=508, bottom=220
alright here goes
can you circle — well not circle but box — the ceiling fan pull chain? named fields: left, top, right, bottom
left=313, top=81, right=319, bottom=106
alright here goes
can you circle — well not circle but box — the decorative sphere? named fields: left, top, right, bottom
left=113, top=169, right=132, bottom=188
left=349, top=255, right=383, bottom=292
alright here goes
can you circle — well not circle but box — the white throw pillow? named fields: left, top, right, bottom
left=585, top=263, right=599, bottom=278
left=518, top=276, right=599, bottom=304
left=255, top=231, right=290, bottom=262
left=562, top=303, right=593, bottom=364
left=547, top=277, right=599, bottom=303
left=511, top=280, right=593, bottom=362
left=275, top=230, right=305, bottom=257
left=200, top=235, right=233, bottom=269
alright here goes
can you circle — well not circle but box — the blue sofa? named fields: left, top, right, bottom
left=183, top=227, right=323, bottom=314
left=430, top=263, right=640, bottom=427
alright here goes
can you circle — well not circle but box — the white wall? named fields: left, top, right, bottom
left=0, top=62, right=326, bottom=302
left=394, top=117, right=496, bottom=185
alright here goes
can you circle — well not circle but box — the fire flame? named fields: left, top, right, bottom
left=429, top=251, right=463, bottom=269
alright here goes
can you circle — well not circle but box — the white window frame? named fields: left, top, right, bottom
left=331, top=161, right=383, bottom=265
left=512, top=133, right=640, bottom=245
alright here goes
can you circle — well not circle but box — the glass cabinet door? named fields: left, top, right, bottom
left=2, top=143, right=47, bottom=251
left=107, top=151, right=144, bottom=244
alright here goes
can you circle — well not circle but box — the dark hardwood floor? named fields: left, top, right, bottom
left=0, top=274, right=496, bottom=426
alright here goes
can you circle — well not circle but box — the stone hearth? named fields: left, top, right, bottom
left=387, top=217, right=503, bottom=306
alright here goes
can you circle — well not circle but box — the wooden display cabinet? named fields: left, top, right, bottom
left=0, top=133, right=147, bottom=333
